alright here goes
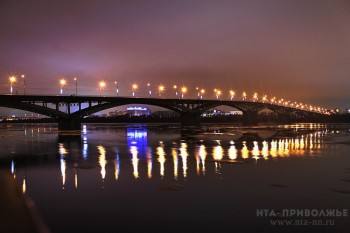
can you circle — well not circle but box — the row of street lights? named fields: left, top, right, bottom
left=4, top=75, right=328, bottom=114
left=4, top=75, right=273, bottom=102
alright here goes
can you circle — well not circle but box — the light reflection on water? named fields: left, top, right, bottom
left=2, top=123, right=350, bottom=233
left=1, top=123, right=336, bottom=191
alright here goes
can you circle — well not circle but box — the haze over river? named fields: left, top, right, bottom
left=1, top=123, right=350, bottom=233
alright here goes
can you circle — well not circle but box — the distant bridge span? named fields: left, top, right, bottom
left=0, top=95, right=322, bottom=130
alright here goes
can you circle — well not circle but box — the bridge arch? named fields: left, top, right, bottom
left=197, top=103, right=246, bottom=113
left=71, top=100, right=182, bottom=118
left=0, top=95, right=325, bottom=130
left=0, top=101, right=68, bottom=119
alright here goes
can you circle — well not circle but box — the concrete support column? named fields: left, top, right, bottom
left=277, top=113, right=293, bottom=123
left=243, top=110, right=259, bottom=125
left=57, top=117, right=81, bottom=131
left=180, top=112, right=201, bottom=128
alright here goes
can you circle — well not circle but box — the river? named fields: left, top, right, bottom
left=0, top=123, right=350, bottom=233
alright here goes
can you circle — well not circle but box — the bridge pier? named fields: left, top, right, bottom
left=180, top=112, right=201, bottom=128
left=242, top=110, right=259, bottom=126
left=57, top=117, right=81, bottom=131
left=277, top=113, right=293, bottom=123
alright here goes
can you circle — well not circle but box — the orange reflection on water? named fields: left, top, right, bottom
left=252, top=141, right=260, bottom=161
left=213, top=143, right=223, bottom=161
left=262, top=141, right=269, bottom=159
left=74, top=170, right=78, bottom=189
left=114, top=155, right=120, bottom=181
left=180, top=143, right=188, bottom=178
left=98, top=145, right=107, bottom=181
left=241, top=142, right=249, bottom=159
left=146, top=149, right=152, bottom=179
left=156, top=143, right=166, bottom=178
left=171, top=147, right=178, bottom=180
left=228, top=141, right=237, bottom=160
left=270, top=140, right=278, bottom=158
left=199, top=145, right=207, bottom=175
left=22, top=178, right=26, bottom=194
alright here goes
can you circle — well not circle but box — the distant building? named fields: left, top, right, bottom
left=201, top=109, right=242, bottom=117
left=109, top=110, right=126, bottom=117
left=126, top=107, right=151, bottom=116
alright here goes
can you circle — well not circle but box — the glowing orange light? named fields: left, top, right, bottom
left=9, top=76, right=17, bottom=84
left=59, top=79, right=66, bottom=86
left=99, top=81, right=106, bottom=88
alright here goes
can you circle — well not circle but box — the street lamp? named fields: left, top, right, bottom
left=173, top=85, right=178, bottom=98
left=99, top=81, right=106, bottom=96
left=216, top=90, right=221, bottom=100
left=262, top=95, right=267, bottom=103
left=158, top=85, right=165, bottom=97
left=242, top=91, right=247, bottom=101
left=73, top=77, right=77, bottom=96
left=115, top=81, right=119, bottom=96
left=271, top=97, right=276, bottom=104
left=9, top=76, right=16, bottom=95
left=181, top=86, right=187, bottom=99
left=132, top=83, right=138, bottom=97
left=147, top=83, right=151, bottom=98
left=196, top=87, right=200, bottom=99
left=59, top=78, right=66, bottom=95
left=229, top=90, right=235, bottom=100
left=21, top=75, right=26, bottom=95
left=214, top=89, right=221, bottom=100
left=200, top=89, right=205, bottom=99
left=253, top=92, right=258, bottom=102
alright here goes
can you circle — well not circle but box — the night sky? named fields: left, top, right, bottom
left=1, top=0, right=350, bottom=113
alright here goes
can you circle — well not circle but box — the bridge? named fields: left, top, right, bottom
left=0, top=95, right=324, bottom=131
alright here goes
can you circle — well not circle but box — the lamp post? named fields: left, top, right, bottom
left=59, top=79, right=66, bottom=95
left=200, top=89, right=205, bottom=99
left=158, top=85, right=165, bottom=97
left=74, top=77, right=77, bottom=96
left=99, top=81, right=106, bottom=96
left=114, top=81, right=119, bottom=96
left=132, top=83, right=138, bottom=97
left=214, top=89, right=221, bottom=100
left=21, top=75, right=26, bottom=95
left=253, top=92, right=258, bottom=102
left=147, top=83, right=151, bottom=98
left=242, top=91, right=247, bottom=101
left=216, top=90, right=221, bottom=100
left=173, top=85, right=178, bottom=98
left=9, top=76, right=16, bottom=95
left=229, top=90, right=235, bottom=100
left=181, top=86, right=187, bottom=99
left=262, top=95, right=267, bottom=103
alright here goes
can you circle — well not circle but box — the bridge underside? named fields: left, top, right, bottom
left=0, top=95, right=324, bottom=131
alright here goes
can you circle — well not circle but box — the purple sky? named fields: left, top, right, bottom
left=1, top=0, right=350, bottom=114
